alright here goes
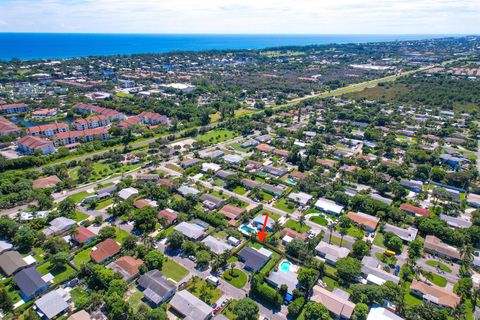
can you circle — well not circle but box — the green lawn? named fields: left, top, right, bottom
left=26, top=247, right=45, bottom=263
left=345, top=226, right=364, bottom=239
left=426, top=260, right=452, bottom=273
left=116, top=92, right=134, bottom=98
left=259, top=251, right=280, bottom=276
left=128, top=291, right=149, bottom=313
left=212, top=178, right=226, bottom=187
left=232, top=186, right=247, bottom=195
left=322, top=276, right=338, bottom=291
left=222, top=268, right=248, bottom=288
left=328, top=234, right=349, bottom=248
left=259, top=191, right=274, bottom=203
left=67, top=191, right=90, bottom=203
left=186, top=277, right=223, bottom=305
left=373, top=232, right=386, bottom=248
left=309, top=215, right=328, bottom=226
left=165, top=163, right=183, bottom=173
left=37, top=262, right=77, bottom=284
left=73, top=248, right=92, bottom=268
left=273, top=198, right=296, bottom=213
left=74, top=211, right=89, bottom=222
left=424, top=272, right=447, bottom=287
left=5, top=282, right=21, bottom=303
left=283, top=219, right=311, bottom=233
left=95, top=198, right=114, bottom=210
left=229, top=142, right=250, bottom=152
left=196, top=129, right=237, bottom=144
left=115, top=228, right=130, bottom=244
left=161, top=259, right=189, bottom=283
left=213, top=230, right=229, bottom=240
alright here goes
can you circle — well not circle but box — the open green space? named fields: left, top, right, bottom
left=283, top=219, right=311, bottom=233
left=70, top=287, right=89, bottom=308
left=309, top=215, right=328, bottom=226
left=373, top=232, right=386, bottom=248
left=67, top=191, right=90, bottom=203
left=128, top=291, right=149, bottom=313
left=186, top=277, right=223, bottom=305
left=424, top=272, right=447, bottom=287
left=161, top=259, right=189, bottom=283
left=73, top=248, right=93, bottom=268
left=74, top=211, right=89, bottom=222
left=273, top=198, right=296, bottom=213
left=37, top=262, right=77, bottom=284
left=196, top=129, right=237, bottom=144
left=232, top=186, right=247, bottom=195
left=222, top=268, right=248, bottom=288
left=95, top=198, right=114, bottom=210
left=115, top=228, right=131, bottom=244
left=425, top=260, right=452, bottom=273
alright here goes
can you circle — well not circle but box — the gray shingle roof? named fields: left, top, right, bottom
left=170, top=290, right=213, bottom=320
left=138, top=269, right=176, bottom=305
left=13, top=266, right=48, bottom=298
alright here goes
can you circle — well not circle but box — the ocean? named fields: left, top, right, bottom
left=0, top=33, right=455, bottom=61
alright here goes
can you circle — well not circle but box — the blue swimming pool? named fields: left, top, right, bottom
left=241, top=225, right=256, bottom=234
left=280, top=260, right=292, bottom=272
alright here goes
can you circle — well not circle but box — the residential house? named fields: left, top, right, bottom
left=108, top=256, right=144, bottom=281
left=177, top=185, right=201, bottom=196
left=311, top=286, right=356, bottom=319
left=174, top=222, right=206, bottom=240
left=256, top=143, right=275, bottom=153
left=315, top=241, right=350, bottom=266
left=73, top=115, right=109, bottom=130
left=252, top=214, right=275, bottom=232
left=241, top=179, right=261, bottom=190
left=74, top=103, right=125, bottom=121
left=169, top=290, right=213, bottom=320
left=0, top=251, right=28, bottom=276
left=383, top=224, right=418, bottom=242
left=370, top=193, right=393, bottom=205
left=266, top=268, right=299, bottom=294
left=201, top=162, right=221, bottom=173
left=316, top=159, right=336, bottom=168
left=138, top=111, right=169, bottom=125
left=90, top=239, right=121, bottom=263
left=424, top=235, right=461, bottom=260
left=215, top=170, right=235, bottom=180
left=199, top=193, right=224, bottom=210
left=0, top=103, right=29, bottom=114
left=287, top=192, right=313, bottom=206
left=280, top=228, right=308, bottom=245
left=467, top=193, right=480, bottom=208
left=13, top=266, right=49, bottom=300
left=35, top=288, right=71, bottom=319
left=118, top=187, right=139, bottom=200
left=361, top=256, right=400, bottom=286
left=440, top=214, right=472, bottom=229
left=261, top=183, right=286, bottom=197
left=400, top=180, right=424, bottom=193
left=262, top=165, right=288, bottom=177
left=223, top=154, right=244, bottom=164
left=255, top=134, right=272, bottom=143
left=134, top=199, right=158, bottom=209
left=240, top=139, right=259, bottom=148
left=400, top=203, right=430, bottom=217
left=410, top=280, right=460, bottom=309
left=238, top=247, right=272, bottom=272
left=157, top=208, right=178, bottom=226
left=137, top=269, right=176, bottom=306
left=52, top=127, right=110, bottom=146
left=367, top=307, right=404, bottom=320
left=347, top=211, right=380, bottom=232
left=0, top=240, right=12, bottom=254
left=32, top=175, right=62, bottom=189
left=42, top=217, right=76, bottom=237
left=219, top=205, right=245, bottom=225
left=180, top=158, right=201, bottom=168
left=17, top=135, right=55, bottom=155
left=315, top=198, right=344, bottom=216
left=72, top=226, right=96, bottom=245
left=0, top=116, right=21, bottom=136
left=27, top=123, right=69, bottom=137
left=201, top=236, right=233, bottom=255
left=136, top=173, right=160, bottom=182
left=68, top=310, right=92, bottom=320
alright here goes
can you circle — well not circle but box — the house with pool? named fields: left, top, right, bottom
left=266, top=260, right=299, bottom=296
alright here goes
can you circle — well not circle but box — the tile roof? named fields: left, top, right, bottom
left=311, top=286, right=355, bottom=319
left=410, top=280, right=460, bottom=308
left=72, top=226, right=96, bottom=244
left=90, top=239, right=121, bottom=263
left=17, top=135, right=53, bottom=150
left=347, top=211, right=380, bottom=230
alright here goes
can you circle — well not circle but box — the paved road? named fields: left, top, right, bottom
left=157, top=243, right=287, bottom=320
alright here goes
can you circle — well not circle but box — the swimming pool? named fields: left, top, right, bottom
left=241, top=225, right=256, bottom=234
left=280, top=260, right=292, bottom=272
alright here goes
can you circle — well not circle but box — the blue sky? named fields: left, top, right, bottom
left=0, top=0, right=478, bottom=34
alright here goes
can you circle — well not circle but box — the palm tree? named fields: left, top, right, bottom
left=339, top=228, right=347, bottom=247
left=299, top=214, right=306, bottom=227
left=272, top=221, right=281, bottom=233
left=143, top=235, right=155, bottom=249
left=327, top=223, right=334, bottom=244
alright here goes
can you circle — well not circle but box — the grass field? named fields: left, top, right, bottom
left=233, top=186, right=247, bottom=195
left=425, top=260, right=452, bottom=273
left=309, top=215, right=328, bottom=226
left=273, top=198, right=296, bottom=213
left=95, top=198, right=114, bottom=210
left=73, top=248, right=92, bottom=268
left=222, top=268, right=248, bottom=288
left=186, top=277, right=223, bottom=305
left=283, top=219, right=311, bottom=233
left=115, top=228, right=131, bottom=244
left=373, top=232, right=386, bottom=248
left=74, top=211, right=89, bottom=222
left=424, top=272, right=447, bottom=287
left=37, top=262, right=77, bottom=284
left=67, top=191, right=90, bottom=203
left=161, top=259, right=189, bottom=283
left=128, top=291, right=149, bottom=313
left=196, top=129, right=237, bottom=144
left=70, top=287, right=89, bottom=308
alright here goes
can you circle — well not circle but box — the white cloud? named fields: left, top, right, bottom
left=0, top=0, right=478, bottom=34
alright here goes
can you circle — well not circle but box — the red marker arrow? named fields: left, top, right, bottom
left=257, top=213, right=269, bottom=242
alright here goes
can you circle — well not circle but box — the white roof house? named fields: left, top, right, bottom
left=201, top=236, right=233, bottom=255
left=118, top=187, right=139, bottom=200
left=224, top=154, right=244, bottom=164
left=35, top=288, right=70, bottom=319
left=42, top=217, right=76, bottom=237
left=314, top=198, right=344, bottom=215
left=177, top=185, right=201, bottom=196
left=174, top=222, right=205, bottom=240
left=383, top=223, right=418, bottom=242
left=367, top=307, right=404, bottom=320
left=315, top=241, right=350, bottom=265
left=201, top=162, right=221, bottom=173
left=169, top=290, right=213, bottom=320
left=288, top=192, right=313, bottom=206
